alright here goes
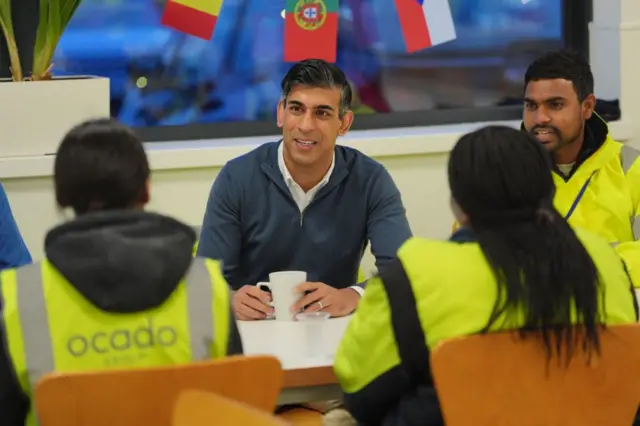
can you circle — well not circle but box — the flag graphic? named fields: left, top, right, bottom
left=394, top=0, right=456, bottom=53
left=161, top=0, right=224, bottom=40
left=284, top=0, right=339, bottom=63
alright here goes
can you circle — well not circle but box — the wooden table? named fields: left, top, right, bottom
left=238, top=316, right=351, bottom=404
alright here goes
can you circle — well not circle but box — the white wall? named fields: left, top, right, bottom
left=2, top=0, right=639, bottom=276
left=1, top=130, right=459, bottom=275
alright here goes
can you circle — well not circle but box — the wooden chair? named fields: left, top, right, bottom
left=35, top=355, right=283, bottom=426
left=277, top=407, right=324, bottom=426
left=431, top=324, right=640, bottom=426
left=173, top=389, right=288, bottom=426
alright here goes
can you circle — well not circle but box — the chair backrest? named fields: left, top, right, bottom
left=172, top=390, right=288, bottom=426
left=35, top=355, right=283, bottom=426
left=431, top=324, right=640, bottom=426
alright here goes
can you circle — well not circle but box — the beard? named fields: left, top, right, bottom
left=529, top=122, right=583, bottom=153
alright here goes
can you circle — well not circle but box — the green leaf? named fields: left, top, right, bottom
left=32, top=0, right=82, bottom=79
left=0, top=0, right=23, bottom=80
left=32, top=0, right=50, bottom=75
left=0, top=0, right=14, bottom=34
left=61, top=0, right=81, bottom=27
left=48, top=0, right=62, bottom=43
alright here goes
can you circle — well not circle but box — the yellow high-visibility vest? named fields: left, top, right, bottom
left=335, top=229, right=637, bottom=398
left=1, top=257, right=231, bottom=426
left=453, top=125, right=640, bottom=286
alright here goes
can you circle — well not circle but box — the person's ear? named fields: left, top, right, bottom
left=582, top=93, right=596, bottom=120
left=139, top=179, right=150, bottom=206
left=277, top=99, right=285, bottom=128
left=338, top=110, right=354, bottom=136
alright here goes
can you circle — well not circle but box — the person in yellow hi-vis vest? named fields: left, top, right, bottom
left=453, top=50, right=640, bottom=287
left=0, top=119, right=242, bottom=426
left=335, top=126, right=638, bottom=426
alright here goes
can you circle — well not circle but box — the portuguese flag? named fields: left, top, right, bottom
left=284, top=0, right=339, bottom=63
left=161, top=0, right=224, bottom=40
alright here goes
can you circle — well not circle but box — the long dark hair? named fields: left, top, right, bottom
left=448, top=125, right=603, bottom=361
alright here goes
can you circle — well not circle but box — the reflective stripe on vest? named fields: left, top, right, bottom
left=621, top=144, right=640, bottom=175
left=622, top=145, right=640, bottom=239
left=633, top=219, right=640, bottom=241
left=15, top=258, right=214, bottom=390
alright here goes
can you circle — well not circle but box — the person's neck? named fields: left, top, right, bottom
left=285, top=155, right=332, bottom=192
left=554, top=135, right=584, bottom=166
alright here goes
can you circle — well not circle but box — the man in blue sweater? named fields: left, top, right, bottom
left=0, top=184, right=31, bottom=270
left=197, top=59, right=412, bottom=320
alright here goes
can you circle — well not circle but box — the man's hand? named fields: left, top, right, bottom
left=232, top=285, right=274, bottom=320
left=291, top=282, right=360, bottom=318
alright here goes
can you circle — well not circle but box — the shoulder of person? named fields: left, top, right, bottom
left=614, top=138, right=640, bottom=172
left=192, top=257, right=229, bottom=288
left=390, top=237, right=485, bottom=287
left=398, top=236, right=476, bottom=260
left=572, top=227, right=620, bottom=261
left=335, top=145, right=390, bottom=180
left=223, top=141, right=278, bottom=171
left=218, top=141, right=279, bottom=183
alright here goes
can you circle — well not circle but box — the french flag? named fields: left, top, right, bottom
left=394, top=0, right=457, bottom=53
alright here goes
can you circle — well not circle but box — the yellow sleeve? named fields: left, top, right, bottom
left=616, top=244, right=640, bottom=288
left=334, top=273, right=415, bottom=424
left=617, top=156, right=640, bottom=288
left=334, top=275, right=401, bottom=393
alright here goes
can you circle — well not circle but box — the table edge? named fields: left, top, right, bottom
left=283, top=365, right=337, bottom=388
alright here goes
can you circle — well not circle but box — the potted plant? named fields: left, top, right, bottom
left=0, top=0, right=110, bottom=157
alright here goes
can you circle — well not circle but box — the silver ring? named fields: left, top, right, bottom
left=317, top=301, right=324, bottom=310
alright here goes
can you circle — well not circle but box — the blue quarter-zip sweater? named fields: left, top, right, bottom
left=0, top=184, right=30, bottom=270
left=197, top=142, right=412, bottom=290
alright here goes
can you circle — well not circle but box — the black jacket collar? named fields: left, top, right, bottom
left=449, top=227, right=477, bottom=243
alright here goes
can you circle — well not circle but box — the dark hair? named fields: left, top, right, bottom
left=448, top=125, right=602, bottom=361
left=281, top=59, right=352, bottom=117
left=54, top=118, right=150, bottom=215
left=524, top=50, right=594, bottom=101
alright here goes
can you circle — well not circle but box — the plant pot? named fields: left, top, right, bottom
left=0, top=76, right=110, bottom=157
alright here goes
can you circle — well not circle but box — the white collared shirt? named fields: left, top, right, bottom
left=277, top=142, right=335, bottom=212
left=277, top=142, right=364, bottom=295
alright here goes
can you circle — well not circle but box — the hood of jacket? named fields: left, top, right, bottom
left=45, top=210, right=196, bottom=313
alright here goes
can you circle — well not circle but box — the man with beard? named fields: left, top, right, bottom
left=522, top=49, right=640, bottom=286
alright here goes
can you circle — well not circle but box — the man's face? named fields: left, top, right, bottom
left=523, top=79, right=595, bottom=154
left=277, top=85, right=353, bottom=168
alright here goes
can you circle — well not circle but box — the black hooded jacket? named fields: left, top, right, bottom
left=0, top=210, right=242, bottom=426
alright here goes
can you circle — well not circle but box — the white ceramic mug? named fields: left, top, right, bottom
left=258, top=271, right=307, bottom=321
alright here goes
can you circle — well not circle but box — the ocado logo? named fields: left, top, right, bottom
left=66, top=318, right=178, bottom=357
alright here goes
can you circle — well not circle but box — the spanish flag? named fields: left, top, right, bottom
left=161, top=0, right=224, bottom=40
left=284, top=0, right=339, bottom=63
